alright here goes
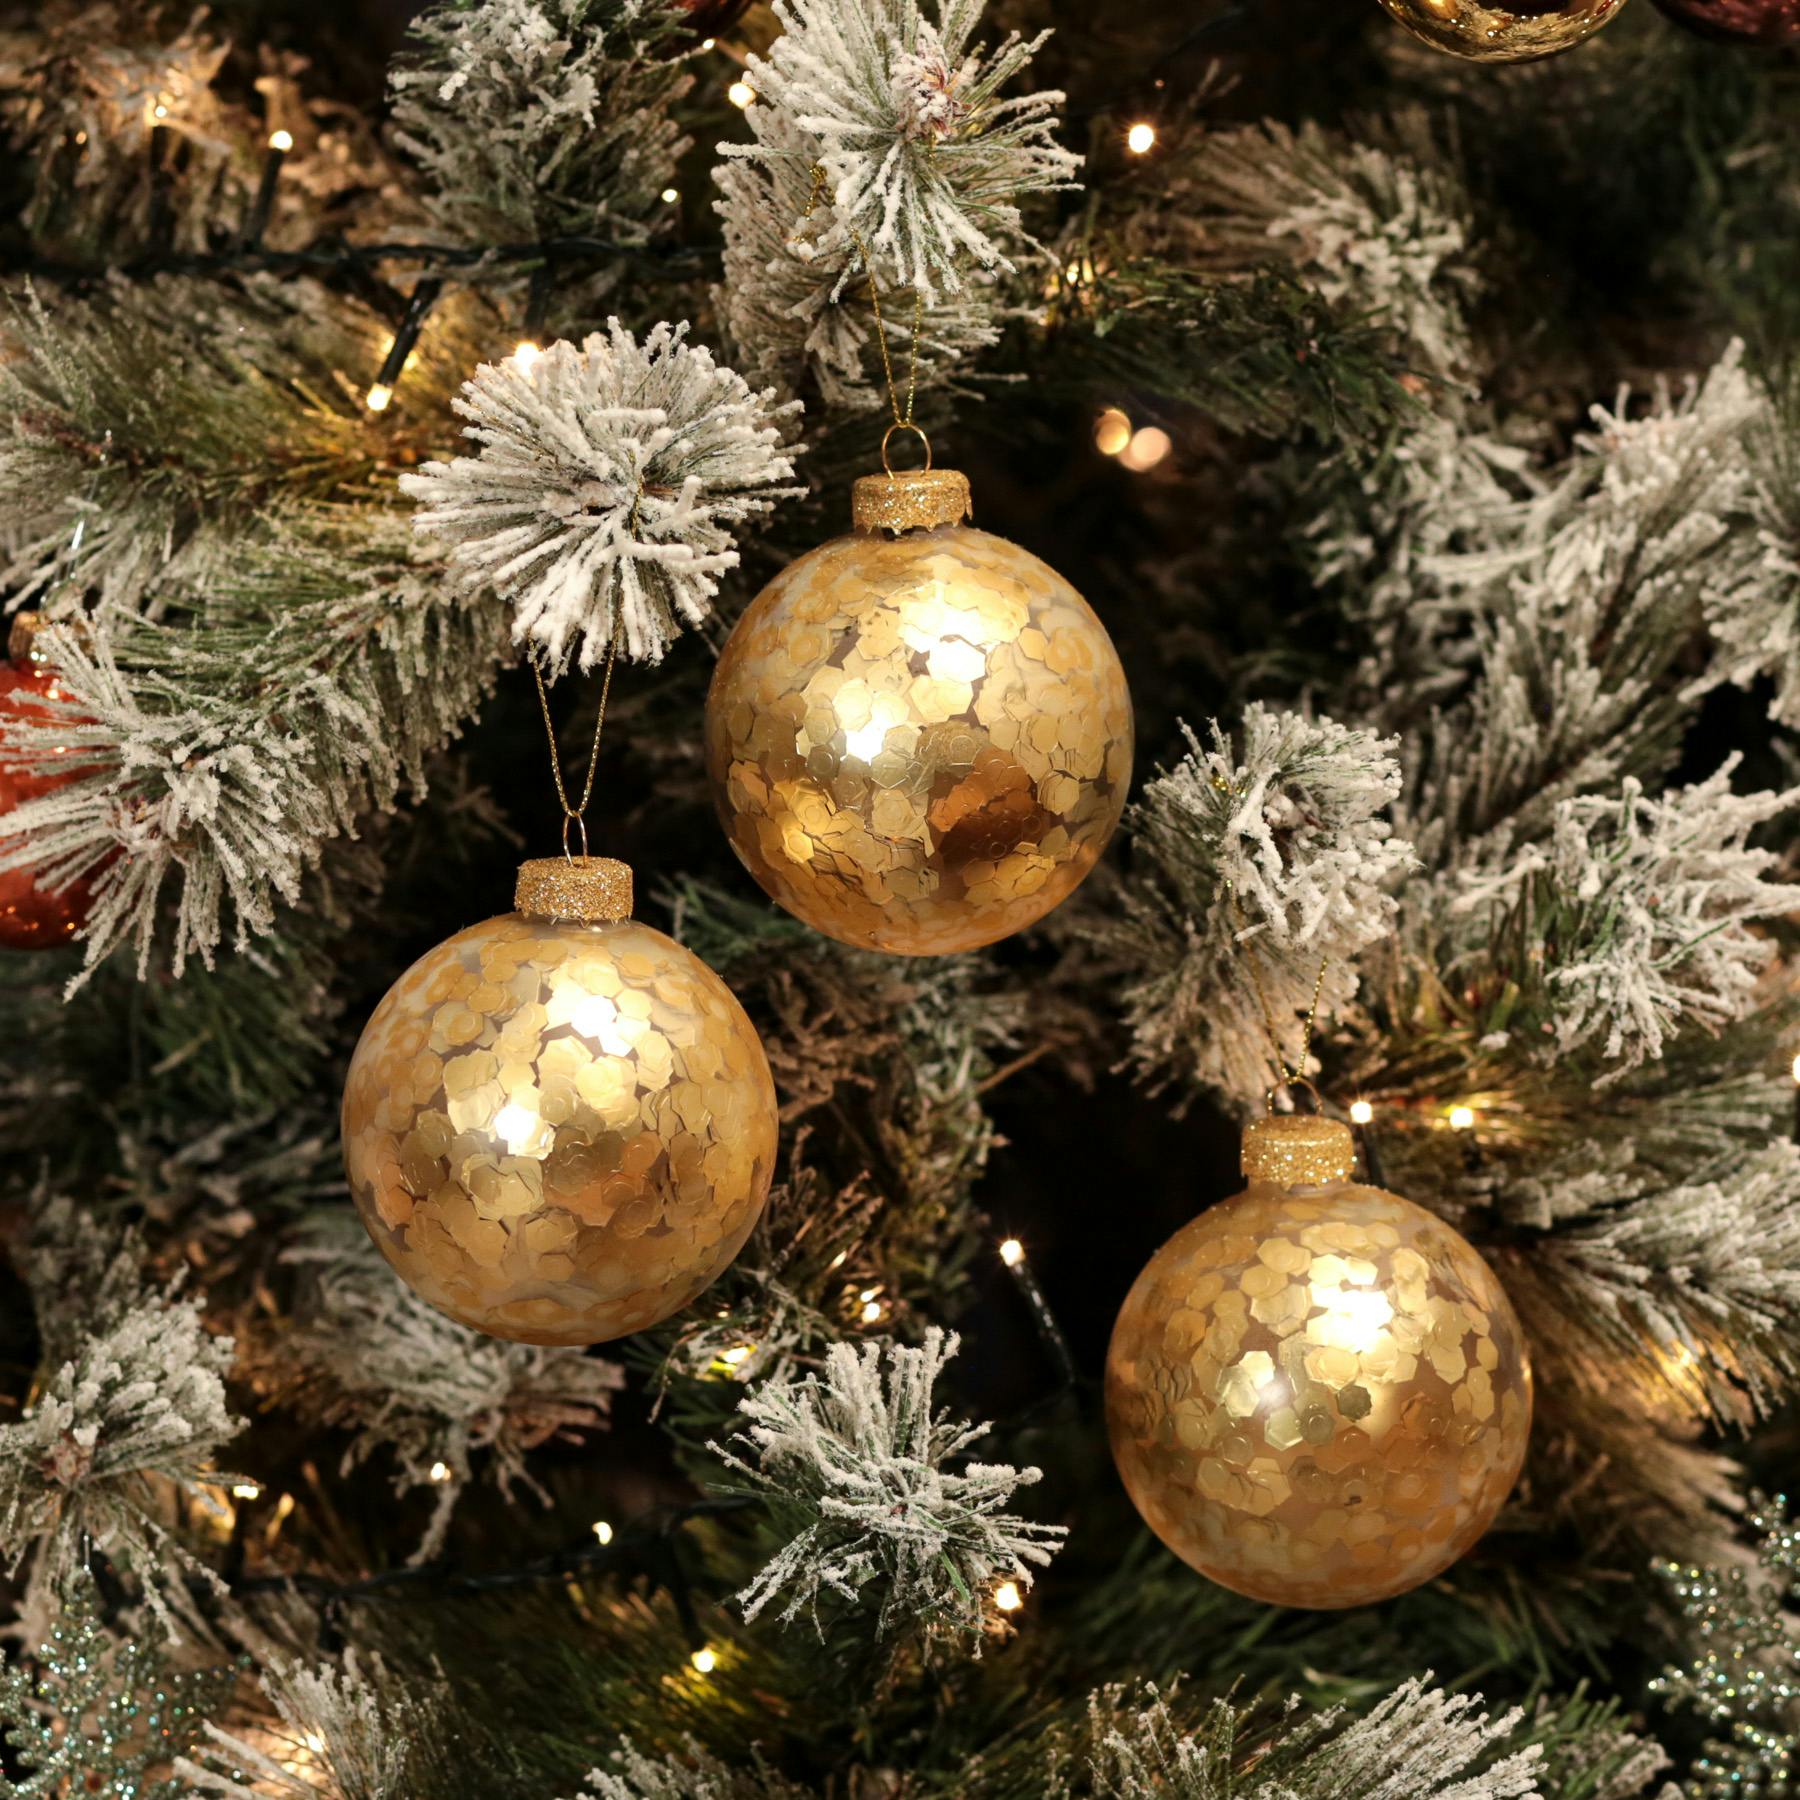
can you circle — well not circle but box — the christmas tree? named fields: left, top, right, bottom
left=2, top=0, right=1799, bottom=1793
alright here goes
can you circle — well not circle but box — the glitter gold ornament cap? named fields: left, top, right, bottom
left=514, top=856, right=633, bottom=924
left=852, top=468, right=972, bottom=535
left=1241, top=1114, right=1356, bottom=1186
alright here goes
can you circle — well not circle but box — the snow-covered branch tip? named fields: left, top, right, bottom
left=0, top=1201, right=243, bottom=1631
left=716, top=1326, right=1065, bottom=1645
left=573, top=1739, right=814, bottom=1800
left=718, top=0, right=1081, bottom=306
left=391, top=0, right=692, bottom=255
left=713, top=107, right=1005, bottom=413
left=402, top=320, right=803, bottom=672
left=1456, top=761, right=1800, bottom=1080
left=177, top=1649, right=453, bottom=1800
left=1060, top=1675, right=1550, bottom=1800
left=1099, top=705, right=1415, bottom=1100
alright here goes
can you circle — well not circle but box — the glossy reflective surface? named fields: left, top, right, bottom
left=343, top=914, right=777, bottom=1345
left=1106, top=1179, right=1531, bottom=1608
left=0, top=656, right=101, bottom=949
left=706, top=523, right=1132, bottom=956
left=1377, top=0, right=1629, bottom=60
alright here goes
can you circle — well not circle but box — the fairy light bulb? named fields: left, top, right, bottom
left=1349, top=1099, right=1374, bottom=1125
left=860, top=1299, right=883, bottom=1324
left=1125, top=121, right=1156, bottom=154
left=593, top=1519, right=614, bottom=1545
left=1118, top=426, right=1171, bottom=472
left=728, top=79, right=755, bottom=107
left=231, top=1481, right=263, bottom=1500
left=661, top=187, right=680, bottom=203
left=690, top=1646, right=718, bottom=1675
left=999, top=1238, right=1025, bottom=1268
left=511, top=340, right=543, bottom=373
left=1094, top=408, right=1133, bottom=456
left=364, top=383, right=394, bottom=413
left=268, top=128, right=294, bottom=152
left=994, top=1580, right=1023, bottom=1613
left=428, top=1460, right=452, bottom=1483
left=1447, top=1104, right=1476, bottom=1131
left=1790, top=1051, right=1800, bottom=1084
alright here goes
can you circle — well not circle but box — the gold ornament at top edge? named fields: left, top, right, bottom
left=1241, top=1114, right=1356, bottom=1186
left=514, top=856, right=634, bottom=925
left=852, top=469, right=973, bottom=535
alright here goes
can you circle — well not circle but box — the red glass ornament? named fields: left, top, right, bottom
left=1650, top=0, right=1800, bottom=39
left=0, top=620, right=99, bottom=950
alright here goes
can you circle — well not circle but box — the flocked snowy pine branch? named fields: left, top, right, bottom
left=0, top=542, right=506, bottom=982
left=1396, top=345, right=1770, bottom=857
left=389, top=0, right=691, bottom=263
left=718, top=0, right=1080, bottom=307
left=716, top=1327, right=1065, bottom=1644
left=713, top=107, right=1005, bottom=413
left=1454, top=762, right=1800, bottom=1080
left=1053, top=1675, right=1547, bottom=1800
left=1138, top=113, right=1486, bottom=387
left=0, top=1201, right=243, bottom=1629
left=178, top=1650, right=457, bottom=1800
left=271, top=1228, right=625, bottom=1562
left=402, top=321, right=803, bottom=671
left=1100, top=705, right=1415, bottom=1099
left=572, top=1740, right=815, bottom=1800
left=1504, top=1140, right=1800, bottom=1429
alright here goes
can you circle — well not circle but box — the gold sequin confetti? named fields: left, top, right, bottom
left=342, top=911, right=778, bottom=1346
left=704, top=495, right=1133, bottom=955
left=1105, top=1122, right=1531, bottom=1609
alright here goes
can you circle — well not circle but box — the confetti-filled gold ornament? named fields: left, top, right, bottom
left=1105, top=1116, right=1531, bottom=1609
left=704, top=467, right=1133, bottom=955
left=1375, top=0, right=1629, bottom=60
left=342, top=857, right=778, bottom=1346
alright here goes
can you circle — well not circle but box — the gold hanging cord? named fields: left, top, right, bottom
left=531, top=585, right=625, bottom=861
left=800, top=162, right=927, bottom=474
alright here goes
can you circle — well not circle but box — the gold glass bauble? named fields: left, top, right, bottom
left=1376, top=0, right=1629, bottom=60
left=1105, top=1116, right=1532, bottom=1609
left=342, top=858, right=778, bottom=1346
left=704, top=469, right=1133, bottom=956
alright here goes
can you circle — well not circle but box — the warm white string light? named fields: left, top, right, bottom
left=999, top=1237, right=1025, bottom=1268
left=1125, top=121, right=1156, bottom=155
left=728, top=79, right=755, bottom=108
left=1094, top=408, right=1132, bottom=456
left=1118, top=425, right=1171, bottom=472
left=1447, top=1105, right=1476, bottom=1131
left=1349, top=1099, right=1374, bottom=1125
left=690, top=1646, right=718, bottom=1675
left=593, top=1519, right=614, bottom=1545
left=993, top=1580, right=1023, bottom=1613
